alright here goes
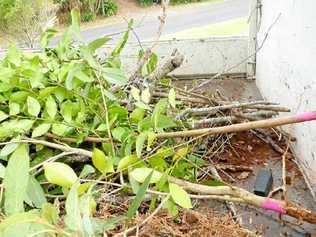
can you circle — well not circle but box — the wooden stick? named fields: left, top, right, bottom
left=156, top=111, right=316, bottom=139
left=168, top=176, right=316, bottom=224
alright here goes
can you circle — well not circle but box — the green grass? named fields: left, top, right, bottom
left=161, top=17, right=249, bottom=40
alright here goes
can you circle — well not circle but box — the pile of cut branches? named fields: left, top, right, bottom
left=0, top=9, right=316, bottom=237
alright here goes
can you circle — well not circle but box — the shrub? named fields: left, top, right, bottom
left=99, top=0, right=118, bottom=16
left=138, top=0, right=154, bottom=6
left=0, top=0, right=56, bottom=47
left=82, top=9, right=96, bottom=22
left=54, top=0, right=118, bottom=24
left=169, top=0, right=202, bottom=5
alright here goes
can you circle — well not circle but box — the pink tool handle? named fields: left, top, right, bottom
left=295, top=111, right=316, bottom=122
left=261, top=198, right=286, bottom=214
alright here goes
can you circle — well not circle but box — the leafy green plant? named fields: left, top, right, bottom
left=99, top=0, right=118, bottom=17
left=54, top=0, right=118, bottom=24
left=138, top=0, right=154, bottom=6
left=0, top=9, right=206, bottom=236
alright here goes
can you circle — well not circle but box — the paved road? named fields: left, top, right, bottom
left=52, top=0, right=250, bottom=45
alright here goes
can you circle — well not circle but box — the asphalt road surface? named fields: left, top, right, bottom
left=52, top=0, right=250, bottom=45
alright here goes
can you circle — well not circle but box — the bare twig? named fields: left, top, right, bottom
left=251, top=129, right=285, bottom=154
left=153, top=91, right=210, bottom=104
left=176, top=101, right=277, bottom=120
left=0, top=138, right=92, bottom=158
left=45, top=133, right=109, bottom=143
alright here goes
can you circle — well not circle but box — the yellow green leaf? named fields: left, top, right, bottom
left=173, top=147, right=189, bottom=161
left=168, top=88, right=176, bottom=108
left=44, top=162, right=78, bottom=188
left=141, top=88, right=151, bottom=104
left=117, top=155, right=139, bottom=171
left=131, top=86, right=140, bottom=101
left=130, top=168, right=162, bottom=184
left=169, top=183, right=192, bottom=209
left=92, top=148, right=114, bottom=174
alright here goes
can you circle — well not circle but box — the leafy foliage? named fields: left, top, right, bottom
left=0, top=9, right=210, bottom=236
left=54, top=0, right=118, bottom=23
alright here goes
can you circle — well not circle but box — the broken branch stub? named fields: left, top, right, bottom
left=149, top=49, right=184, bottom=82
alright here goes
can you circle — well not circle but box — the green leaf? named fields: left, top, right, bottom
left=61, top=100, right=73, bottom=122
left=163, top=199, right=179, bottom=217
left=141, top=88, right=151, bottom=104
left=0, top=137, right=20, bottom=157
left=0, top=163, right=5, bottom=179
left=4, top=144, right=30, bottom=215
left=71, top=9, right=82, bottom=40
left=9, top=102, right=20, bottom=115
left=81, top=194, right=94, bottom=236
left=26, top=176, right=47, bottom=208
left=102, top=67, right=127, bottom=86
left=146, top=53, right=158, bottom=74
left=152, top=98, right=168, bottom=130
left=75, top=69, right=94, bottom=83
left=156, top=115, right=177, bottom=131
left=92, top=216, right=125, bottom=234
left=40, top=28, right=58, bottom=48
left=130, top=108, right=145, bottom=124
left=31, top=123, right=51, bottom=138
left=169, top=183, right=192, bottom=209
left=0, top=111, right=9, bottom=122
left=128, top=169, right=140, bottom=194
left=65, top=182, right=83, bottom=233
left=126, top=170, right=153, bottom=221
left=10, top=91, right=30, bottom=103
left=81, top=45, right=99, bottom=69
left=88, top=37, right=111, bottom=53
left=136, top=133, right=147, bottom=158
left=92, top=148, right=114, bottom=174
left=0, top=211, right=51, bottom=237
left=52, top=123, right=72, bottom=136
left=112, top=127, right=129, bottom=142
left=168, top=88, right=176, bottom=108
left=6, top=45, right=22, bottom=66
left=41, top=203, right=59, bottom=224
left=131, top=86, right=141, bottom=101
left=117, top=155, right=139, bottom=171
left=45, top=96, right=57, bottom=119
left=173, top=147, right=189, bottom=161
left=27, top=96, right=41, bottom=117
left=111, top=19, right=133, bottom=56
left=77, top=182, right=93, bottom=195
left=130, top=168, right=162, bottom=184
left=80, top=164, right=96, bottom=178
left=135, top=101, right=151, bottom=110
left=44, top=162, right=78, bottom=188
